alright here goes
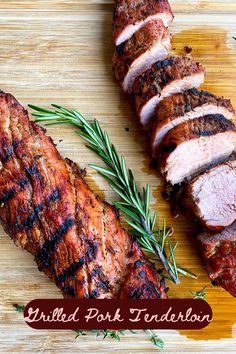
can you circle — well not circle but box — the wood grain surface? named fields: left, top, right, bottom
left=0, top=1, right=236, bottom=353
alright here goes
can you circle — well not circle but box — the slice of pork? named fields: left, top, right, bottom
left=183, top=160, right=236, bottom=231
left=113, top=0, right=174, bottom=46
left=151, top=89, right=235, bottom=157
left=159, top=115, right=236, bottom=185
left=112, top=19, right=171, bottom=93
left=132, top=56, right=205, bottom=128
left=198, top=222, right=236, bottom=297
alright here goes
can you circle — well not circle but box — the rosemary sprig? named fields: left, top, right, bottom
left=191, top=286, right=207, bottom=301
left=28, top=104, right=196, bottom=283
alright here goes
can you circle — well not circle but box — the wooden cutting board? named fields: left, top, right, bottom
left=0, top=1, right=236, bottom=352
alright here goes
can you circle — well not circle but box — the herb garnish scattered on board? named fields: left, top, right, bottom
left=29, top=104, right=196, bottom=284
left=14, top=286, right=206, bottom=348
left=13, top=304, right=164, bottom=348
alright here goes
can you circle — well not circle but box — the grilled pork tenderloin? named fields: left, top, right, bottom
left=0, top=92, right=167, bottom=300
left=113, top=0, right=174, bottom=46
left=159, top=115, right=236, bottom=185
left=132, top=56, right=205, bottom=129
left=184, top=160, right=236, bottom=231
left=198, top=221, right=236, bottom=297
left=151, top=89, right=235, bottom=157
left=112, top=19, right=171, bottom=93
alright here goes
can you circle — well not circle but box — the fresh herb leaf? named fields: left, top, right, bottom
left=28, top=104, right=196, bottom=284
left=13, top=304, right=25, bottom=313
left=74, top=329, right=164, bottom=348
left=147, top=330, right=165, bottom=349
left=191, top=286, right=207, bottom=301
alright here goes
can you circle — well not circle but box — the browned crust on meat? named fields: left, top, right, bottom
left=198, top=223, right=236, bottom=297
left=112, top=19, right=170, bottom=87
left=154, top=88, right=235, bottom=129
left=0, top=91, right=166, bottom=300
left=113, top=0, right=173, bottom=45
left=132, top=56, right=205, bottom=118
left=159, top=114, right=236, bottom=173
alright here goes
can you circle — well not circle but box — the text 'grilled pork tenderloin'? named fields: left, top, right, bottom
left=132, top=56, right=205, bottom=129
left=151, top=88, right=235, bottom=157
left=159, top=115, right=236, bottom=185
left=113, top=0, right=174, bottom=46
left=184, top=161, right=236, bottom=231
left=112, top=19, right=171, bottom=93
left=0, top=92, right=167, bottom=300
left=198, top=222, right=236, bottom=297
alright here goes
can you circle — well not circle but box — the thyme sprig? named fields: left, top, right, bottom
left=29, top=104, right=196, bottom=283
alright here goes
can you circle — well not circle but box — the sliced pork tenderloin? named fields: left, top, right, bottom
left=159, top=115, right=236, bottom=185
left=184, top=160, right=236, bottom=231
left=132, top=56, right=205, bottom=129
left=112, top=19, right=171, bottom=93
left=151, top=89, right=235, bottom=157
left=113, top=0, right=174, bottom=46
left=198, top=222, right=236, bottom=297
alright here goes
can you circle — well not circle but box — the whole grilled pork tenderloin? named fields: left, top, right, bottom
left=0, top=92, right=167, bottom=300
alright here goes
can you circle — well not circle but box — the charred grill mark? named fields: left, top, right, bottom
left=55, top=257, right=85, bottom=285
left=134, top=259, right=143, bottom=268
left=25, top=164, right=38, bottom=176
left=162, top=143, right=177, bottom=154
left=193, top=115, right=235, bottom=137
left=0, top=178, right=30, bottom=206
left=129, top=282, right=161, bottom=299
left=139, top=270, right=146, bottom=279
left=34, top=187, right=61, bottom=215
left=189, top=88, right=200, bottom=96
left=155, top=58, right=173, bottom=70
left=62, top=285, right=76, bottom=297
left=0, top=144, right=14, bottom=162
left=90, top=288, right=99, bottom=298
left=90, top=266, right=102, bottom=277
left=49, top=187, right=60, bottom=202
left=97, top=279, right=110, bottom=289
left=19, top=178, right=29, bottom=188
left=90, top=265, right=110, bottom=292
left=87, top=241, right=98, bottom=261
left=0, top=187, right=17, bottom=204
left=35, top=203, right=44, bottom=215
left=116, top=42, right=125, bottom=56
left=13, top=212, right=36, bottom=232
left=12, top=140, right=20, bottom=149
left=36, top=217, right=74, bottom=268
